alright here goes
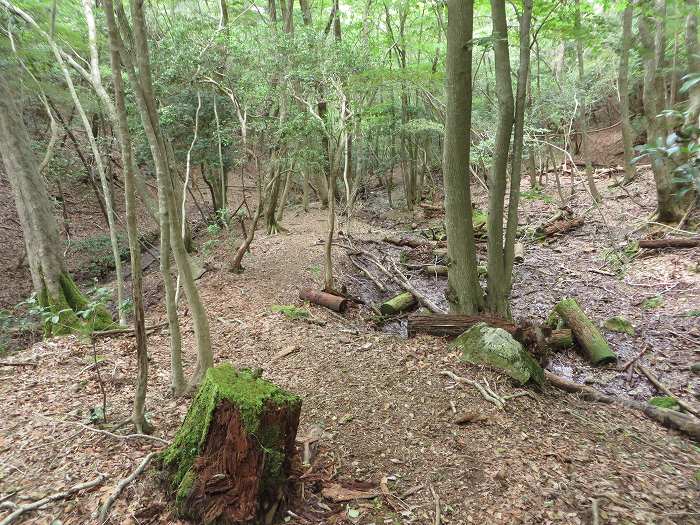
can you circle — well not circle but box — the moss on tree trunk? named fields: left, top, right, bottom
left=162, top=365, right=301, bottom=524
left=39, top=271, right=114, bottom=336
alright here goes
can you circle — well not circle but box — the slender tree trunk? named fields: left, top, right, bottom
left=485, top=0, right=514, bottom=316
left=503, top=0, right=533, bottom=299
left=111, top=0, right=213, bottom=386
left=619, top=3, right=637, bottom=184
left=443, top=0, right=483, bottom=314
left=575, top=0, right=602, bottom=203
left=103, top=3, right=154, bottom=428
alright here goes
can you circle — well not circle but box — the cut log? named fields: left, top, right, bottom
left=382, top=235, right=433, bottom=248
left=299, top=288, right=348, bottom=312
left=638, top=237, right=700, bottom=249
left=162, top=365, right=301, bottom=525
left=379, top=292, right=417, bottom=316
left=548, top=328, right=574, bottom=350
left=554, top=298, right=616, bottom=365
left=538, top=217, right=584, bottom=237
left=545, top=370, right=700, bottom=440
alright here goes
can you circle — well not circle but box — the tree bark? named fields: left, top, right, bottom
left=442, top=0, right=483, bottom=314
left=638, top=237, right=700, bottom=248
left=103, top=1, right=153, bottom=426
left=618, top=4, right=637, bottom=184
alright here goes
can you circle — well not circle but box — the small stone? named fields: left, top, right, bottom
left=690, top=363, right=700, bottom=374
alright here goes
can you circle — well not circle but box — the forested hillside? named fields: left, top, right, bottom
left=0, top=1, right=699, bottom=524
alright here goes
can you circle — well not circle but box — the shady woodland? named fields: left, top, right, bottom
left=0, top=0, right=699, bottom=524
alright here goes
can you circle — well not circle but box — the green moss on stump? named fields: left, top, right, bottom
left=162, top=364, right=301, bottom=519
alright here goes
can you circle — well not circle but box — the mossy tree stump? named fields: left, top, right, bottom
left=162, top=365, right=301, bottom=524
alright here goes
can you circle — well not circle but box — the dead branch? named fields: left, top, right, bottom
left=0, top=361, right=37, bottom=368
left=98, top=452, right=156, bottom=523
left=636, top=365, right=700, bottom=417
left=0, top=475, right=106, bottom=525
left=348, top=255, right=386, bottom=292
left=545, top=370, right=700, bottom=440
left=638, top=237, right=700, bottom=249
left=91, top=321, right=167, bottom=338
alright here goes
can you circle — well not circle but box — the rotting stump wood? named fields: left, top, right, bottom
left=161, top=365, right=301, bottom=525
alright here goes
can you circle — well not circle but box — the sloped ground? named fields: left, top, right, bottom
left=1, top=169, right=699, bottom=524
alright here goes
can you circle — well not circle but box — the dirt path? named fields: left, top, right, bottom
left=1, top=188, right=699, bottom=524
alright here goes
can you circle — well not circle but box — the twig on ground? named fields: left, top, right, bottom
left=98, top=452, right=156, bottom=523
left=0, top=475, right=106, bottom=525
left=430, top=484, right=441, bottom=525
left=620, top=344, right=651, bottom=371
left=40, top=416, right=170, bottom=446
left=591, top=498, right=600, bottom=525
left=91, top=321, right=167, bottom=338
left=348, top=254, right=386, bottom=292
left=0, top=362, right=37, bottom=368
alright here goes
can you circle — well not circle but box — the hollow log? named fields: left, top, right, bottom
left=538, top=217, right=584, bottom=237
left=299, top=288, right=348, bottom=312
left=382, top=235, right=432, bottom=248
left=638, top=237, right=700, bottom=249
left=554, top=298, right=616, bottom=365
left=514, top=242, right=525, bottom=263
left=162, top=365, right=302, bottom=524
left=379, top=292, right=417, bottom=316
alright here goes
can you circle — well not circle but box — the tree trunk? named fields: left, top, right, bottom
left=575, top=0, right=602, bottom=204
left=113, top=0, right=213, bottom=387
left=618, top=4, right=637, bottom=184
left=103, top=2, right=153, bottom=427
left=442, top=0, right=483, bottom=314
left=0, top=69, right=112, bottom=335
left=485, top=0, right=515, bottom=316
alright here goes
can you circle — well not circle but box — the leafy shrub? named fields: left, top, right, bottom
left=270, top=305, right=309, bottom=320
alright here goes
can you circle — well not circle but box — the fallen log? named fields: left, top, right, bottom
left=407, top=314, right=572, bottom=350
left=422, top=264, right=448, bottom=276
left=554, top=298, right=616, bottom=365
left=548, top=328, right=574, bottom=350
left=638, top=237, right=700, bottom=249
left=382, top=235, right=433, bottom=248
left=538, top=217, right=584, bottom=237
left=514, top=242, right=525, bottom=263
left=636, top=365, right=700, bottom=417
left=545, top=370, right=700, bottom=441
left=300, top=288, right=348, bottom=313
left=380, top=292, right=417, bottom=316
left=162, top=365, right=301, bottom=524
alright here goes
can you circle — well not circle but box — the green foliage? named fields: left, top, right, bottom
left=603, top=316, right=635, bottom=336
left=600, top=242, right=639, bottom=275
left=270, top=304, right=309, bottom=320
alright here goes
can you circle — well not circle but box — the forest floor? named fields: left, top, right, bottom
left=1, top=162, right=700, bottom=524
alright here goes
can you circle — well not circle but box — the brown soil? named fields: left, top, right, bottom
left=1, top=166, right=699, bottom=524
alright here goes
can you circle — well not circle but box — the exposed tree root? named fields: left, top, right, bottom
left=98, top=452, right=156, bottom=523
left=0, top=475, right=106, bottom=525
